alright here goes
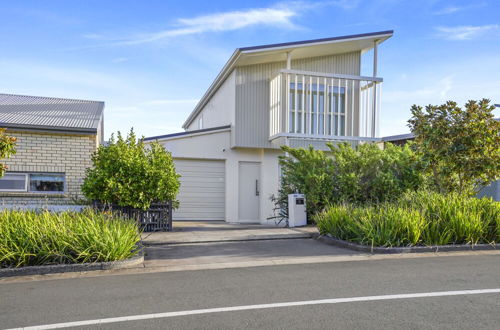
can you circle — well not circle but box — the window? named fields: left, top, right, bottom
left=289, top=83, right=306, bottom=133
left=289, top=82, right=346, bottom=136
left=0, top=173, right=65, bottom=193
left=198, top=116, right=203, bottom=130
left=0, top=173, right=28, bottom=191
left=329, top=86, right=346, bottom=136
left=29, top=174, right=65, bottom=192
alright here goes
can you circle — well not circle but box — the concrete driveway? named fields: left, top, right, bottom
left=141, top=221, right=317, bottom=244
left=142, top=221, right=359, bottom=271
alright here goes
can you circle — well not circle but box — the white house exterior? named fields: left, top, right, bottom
left=145, top=31, right=393, bottom=224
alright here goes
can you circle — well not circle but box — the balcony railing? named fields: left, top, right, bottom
left=269, top=69, right=382, bottom=142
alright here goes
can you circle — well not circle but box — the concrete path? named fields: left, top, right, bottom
left=141, top=221, right=318, bottom=245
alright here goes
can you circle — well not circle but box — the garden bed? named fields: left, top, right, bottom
left=317, top=234, right=500, bottom=254
left=0, top=209, right=141, bottom=272
left=314, top=191, right=500, bottom=250
left=0, top=245, right=143, bottom=277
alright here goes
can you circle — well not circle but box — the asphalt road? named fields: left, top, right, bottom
left=1, top=253, right=500, bottom=329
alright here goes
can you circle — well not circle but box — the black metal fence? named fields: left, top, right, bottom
left=93, top=201, right=173, bottom=232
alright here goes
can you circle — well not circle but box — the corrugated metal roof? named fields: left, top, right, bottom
left=0, top=93, right=104, bottom=133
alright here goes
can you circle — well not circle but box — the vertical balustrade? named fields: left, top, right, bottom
left=271, top=70, right=381, bottom=140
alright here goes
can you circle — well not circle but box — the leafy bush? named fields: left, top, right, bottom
left=314, top=191, right=500, bottom=247
left=82, top=129, right=180, bottom=210
left=0, top=128, right=16, bottom=176
left=277, top=142, right=426, bottom=217
left=0, top=209, right=140, bottom=268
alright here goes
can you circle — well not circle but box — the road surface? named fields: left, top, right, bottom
left=1, top=252, right=500, bottom=329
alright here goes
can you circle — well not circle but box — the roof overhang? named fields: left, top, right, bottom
left=144, top=125, right=231, bottom=142
left=182, top=30, right=393, bottom=129
left=382, top=133, right=415, bottom=142
left=0, top=123, right=98, bottom=135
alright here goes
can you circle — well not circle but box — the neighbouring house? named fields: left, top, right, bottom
left=145, top=30, right=393, bottom=223
left=0, top=93, right=104, bottom=208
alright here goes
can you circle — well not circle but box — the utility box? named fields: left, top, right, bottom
left=288, top=194, right=307, bottom=227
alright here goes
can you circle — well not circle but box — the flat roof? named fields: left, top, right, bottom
left=382, top=133, right=415, bottom=142
left=144, top=125, right=231, bottom=142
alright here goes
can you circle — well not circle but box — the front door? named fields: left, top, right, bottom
left=238, top=162, right=261, bottom=221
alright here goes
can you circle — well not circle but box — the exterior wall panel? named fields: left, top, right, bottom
left=235, top=51, right=361, bottom=148
left=187, top=71, right=236, bottom=131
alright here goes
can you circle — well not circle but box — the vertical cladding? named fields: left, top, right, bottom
left=188, top=71, right=236, bottom=131
left=235, top=51, right=361, bottom=148
left=0, top=131, right=97, bottom=206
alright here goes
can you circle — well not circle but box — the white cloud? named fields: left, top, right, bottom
left=433, top=3, right=485, bottom=15
left=439, top=76, right=453, bottom=100
left=435, top=24, right=499, bottom=40
left=83, top=1, right=357, bottom=47
left=89, top=7, right=298, bottom=46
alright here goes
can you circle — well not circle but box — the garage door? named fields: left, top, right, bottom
left=173, top=159, right=225, bottom=221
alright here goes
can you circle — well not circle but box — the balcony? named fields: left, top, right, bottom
left=269, top=69, right=382, bottom=145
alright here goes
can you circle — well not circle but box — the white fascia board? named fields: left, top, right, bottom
left=145, top=127, right=231, bottom=143
left=241, top=33, right=393, bottom=55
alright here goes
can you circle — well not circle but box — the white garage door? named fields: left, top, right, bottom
left=173, top=159, right=225, bottom=221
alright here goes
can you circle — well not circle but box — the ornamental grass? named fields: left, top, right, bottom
left=314, top=191, right=500, bottom=247
left=0, top=209, right=140, bottom=268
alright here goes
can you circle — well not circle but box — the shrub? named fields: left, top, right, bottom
left=314, top=191, right=500, bottom=247
left=0, top=128, right=16, bottom=177
left=82, top=129, right=180, bottom=210
left=277, top=142, right=426, bottom=217
left=0, top=209, right=140, bottom=268
left=278, top=146, right=336, bottom=217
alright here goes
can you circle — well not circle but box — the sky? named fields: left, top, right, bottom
left=1, top=0, right=499, bottom=139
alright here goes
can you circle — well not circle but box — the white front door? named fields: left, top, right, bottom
left=238, top=161, right=261, bottom=222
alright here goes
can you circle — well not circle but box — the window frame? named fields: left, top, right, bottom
left=0, top=173, right=28, bottom=192
left=0, top=172, right=66, bottom=193
left=29, top=173, right=66, bottom=193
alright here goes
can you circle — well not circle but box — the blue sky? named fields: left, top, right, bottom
left=1, top=0, right=499, bottom=139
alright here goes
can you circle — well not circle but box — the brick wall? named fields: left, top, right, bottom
left=0, top=130, right=97, bottom=206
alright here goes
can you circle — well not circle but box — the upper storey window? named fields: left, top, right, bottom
left=289, top=82, right=345, bottom=136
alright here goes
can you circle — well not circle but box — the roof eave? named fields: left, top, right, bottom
left=239, top=30, right=393, bottom=53
left=0, top=123, right=98, bottom=135
left=145, top=125, right=231, bottom=142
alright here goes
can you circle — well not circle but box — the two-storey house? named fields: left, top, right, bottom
left=145, top=30, right=393, bottom=224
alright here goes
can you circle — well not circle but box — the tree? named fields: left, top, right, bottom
left=408, top=99, right=500, bottom=195
left=82, top=129, right=180, bottom=210
left=0, top=128, right=17, bottom=177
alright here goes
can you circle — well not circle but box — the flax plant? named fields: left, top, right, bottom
left=0, top=209, right=140, bottom=268
left=314, top=191, right=500, bottom=247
